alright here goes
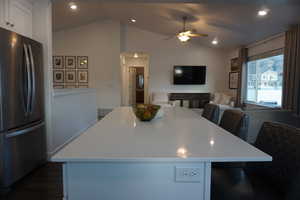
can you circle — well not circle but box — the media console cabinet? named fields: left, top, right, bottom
left=169, top=93, right=211, bottom=108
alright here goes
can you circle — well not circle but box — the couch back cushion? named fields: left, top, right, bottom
left=219, top=94, right=232, bottom=105
left=213, top=93, right=222, bottom=104
left=152, top=92, right=169, bottom=103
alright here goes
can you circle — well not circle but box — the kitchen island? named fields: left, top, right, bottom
left=52, top=107, right=271, bottom=200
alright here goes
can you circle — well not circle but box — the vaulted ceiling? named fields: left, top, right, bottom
left=52, top=0, right=300, bottom=48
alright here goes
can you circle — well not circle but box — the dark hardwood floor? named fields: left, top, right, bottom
left=1, top=163, right=63, bottom=200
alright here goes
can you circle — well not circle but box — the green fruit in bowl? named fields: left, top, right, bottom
left=133, top=104, right=161, bottom=121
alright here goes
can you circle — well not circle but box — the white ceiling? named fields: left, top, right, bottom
left=52, top=0, right=300, bottom=48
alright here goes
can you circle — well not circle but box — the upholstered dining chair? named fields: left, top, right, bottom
left=219, top=109, right=249, bottom=141
left=212, top=121, right=300, bottom=200
left=213, top=109, right=250, bottom=168
left=202, top=103, right=220, bottom=124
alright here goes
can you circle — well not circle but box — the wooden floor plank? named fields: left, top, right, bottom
left=1, top=163, right=63, bottom=200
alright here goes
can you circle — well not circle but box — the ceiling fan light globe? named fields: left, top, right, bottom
left=178, top=34, right=190, bottom=42
left=258, top=9, right=268, bottom=16
left=69, top=2, right=78, bottom=11
left=212, top=39, right=218, bottom=45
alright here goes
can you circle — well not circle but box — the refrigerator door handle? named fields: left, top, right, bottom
left=28, top=45, right=36, bottom=114
left=6, top=122, right=45, bottom=138
left=23, top=44, right=32, bottom=116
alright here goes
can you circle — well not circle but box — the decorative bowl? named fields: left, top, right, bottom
left=133, top=104, right=161, bottom=121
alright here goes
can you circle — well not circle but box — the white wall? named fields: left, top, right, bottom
left=32, top=0, right=53, bottom=155
left=51, top=89, right=98, bottom=155
left=54, top=20, right=230, bottom=109
left=122, top=25, right=229, bottom=94
left=53, top=20, right=121, bottom=109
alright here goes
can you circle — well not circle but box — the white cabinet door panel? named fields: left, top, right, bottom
left=0, top=0, right=33, bottom=37
left=9, top=0, right=33, bottom=37
left=0, top=0, right=10, bottom=29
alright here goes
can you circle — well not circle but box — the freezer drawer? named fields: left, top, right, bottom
left=0, top=122, right=47, bottom=187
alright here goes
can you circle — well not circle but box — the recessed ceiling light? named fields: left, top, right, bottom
left=258, top=9, right=268, bottom=16
left=212, top=38, right=218, bottom=45
left=130, top=18, right=136, bottom=23
left=69, top=2, right=78, bottom=11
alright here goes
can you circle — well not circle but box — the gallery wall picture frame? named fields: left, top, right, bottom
left=65, top=56, right=76, bottom=69
left=231, top=58, right=239, bottom=72
left=52, top=55, right=89, bottom=89
left=77, top=56, right=88, bottom=69
left=77, top=70, right=88, bottom=83
left=65, top=85, right=77, bottom=89
left=53, top=70, right=64, bottom=83
left=77, top=85, right=89, bottom=88
left=65, top=70, right=77, bottom=83
left=53, top=56, right=64, bottom=69
left=53, top=85, right=64, bottom=89
left=229, top=72, right=239, bottom=89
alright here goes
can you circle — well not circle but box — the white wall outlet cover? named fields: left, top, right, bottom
left=175, top=167, right=203, bottom=183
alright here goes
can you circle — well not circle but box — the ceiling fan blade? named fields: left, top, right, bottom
left=164, top=35, right=176, bottom=40
left=189, top=33, right=208, bottom=37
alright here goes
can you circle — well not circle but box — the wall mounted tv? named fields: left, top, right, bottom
left=173, top=66, right=206, bottom=85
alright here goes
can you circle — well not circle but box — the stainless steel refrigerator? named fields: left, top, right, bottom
left=0, top=28, right=46, bottom=191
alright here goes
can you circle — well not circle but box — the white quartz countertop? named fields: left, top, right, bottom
left=52, top=107, right=272, bottom=163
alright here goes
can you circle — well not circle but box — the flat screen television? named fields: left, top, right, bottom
left=173, top=66, right=206, bottom=85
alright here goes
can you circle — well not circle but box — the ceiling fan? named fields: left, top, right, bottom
left=176, top=16, right=208, bottom=42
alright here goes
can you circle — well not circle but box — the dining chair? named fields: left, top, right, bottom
left=211, top=121, right=300, bottom=200
left=219, top=109, right=249, bottom=141
left=213, top=109, right=250, bottom=168
left=202, top=103, right=220, bottom=124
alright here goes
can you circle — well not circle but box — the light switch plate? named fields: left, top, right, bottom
left=175, top=167, right=202, bottom=183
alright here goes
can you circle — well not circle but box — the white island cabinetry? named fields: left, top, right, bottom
left=52, top=107, right=271, bottom=200
left=50, top=89, right=98, bottom=156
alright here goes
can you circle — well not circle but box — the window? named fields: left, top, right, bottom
left=246, top=53, right=284, bottom=107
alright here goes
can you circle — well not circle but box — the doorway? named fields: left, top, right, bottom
left=120, top=53, right=149, bottom=106
left=128, top=67, right=145, bottom=105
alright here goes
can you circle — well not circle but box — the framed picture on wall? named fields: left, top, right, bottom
left=53, top=70, right=64, bottom=83
left=77, top=85, right=89, bottom=88
left=65, top=70, right=76, bottom=83
left=77, top=56, right=88, bottom=69
left=77, top=70, right=88, bottom=83
left=65, top=56, right=76, bottom=69
left=53, top=56, right=64, bottom=69
left=53, top=85, right=64, bottom=89
left=229, top=72, right=239, bottom=89
left=231, top=58, right=239, bottom=72
left=65, top=85, right=77, bottom=89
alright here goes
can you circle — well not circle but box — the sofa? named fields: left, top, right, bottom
left=209, top=93, right=237, bottom=122
left=150, top=92, right=174, bottom=107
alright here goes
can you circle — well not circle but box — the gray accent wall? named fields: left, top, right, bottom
left=245, top=109, right=300, bottom=143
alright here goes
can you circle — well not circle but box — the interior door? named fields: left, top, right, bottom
left=0, top=28, right=30, bottom=131
left=128, top=68, right=136, bottom=106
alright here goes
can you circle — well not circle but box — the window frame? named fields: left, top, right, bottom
left=245, top=48, right=284, bottom=108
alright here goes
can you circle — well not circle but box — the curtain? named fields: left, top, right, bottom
left=235, top=47, right=248, bottom=107
left=282, top=25, right=300, bottom=115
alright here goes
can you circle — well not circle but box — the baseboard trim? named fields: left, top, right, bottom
left=47, top=119, right=98, bottom=159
